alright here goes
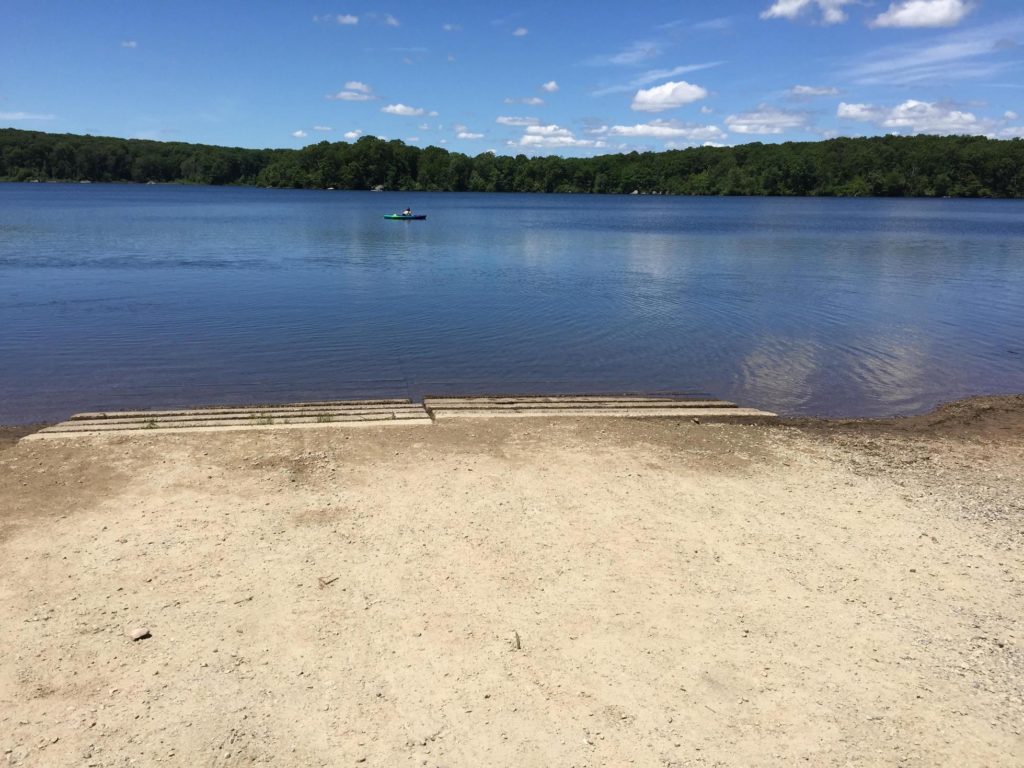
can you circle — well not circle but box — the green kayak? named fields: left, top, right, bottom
left=383, top=213, right=427, bottom=220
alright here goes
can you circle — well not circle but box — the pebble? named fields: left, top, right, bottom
left=129, top=627, right=151, bottom=641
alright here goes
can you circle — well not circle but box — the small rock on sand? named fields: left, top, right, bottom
left=130, top=627, right=151, bottom=641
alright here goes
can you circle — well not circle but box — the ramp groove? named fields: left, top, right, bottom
left=424, top=395, right=776, bottom=421
left=30, top=399, right=431, bottom=438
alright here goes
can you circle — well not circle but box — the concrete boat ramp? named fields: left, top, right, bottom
left=27, top=395, right=776, bottom=439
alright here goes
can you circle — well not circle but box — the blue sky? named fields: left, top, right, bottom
left=2, top=0, right=1022, bottom=156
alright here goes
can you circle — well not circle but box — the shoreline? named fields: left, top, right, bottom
left=7, top=178, right=1024, bottom=201
left=4, top=393, right=1022, bottom=448
left=779, top=393, right=1024, bottom=437
left=1, top=393, right=1021, bottom=765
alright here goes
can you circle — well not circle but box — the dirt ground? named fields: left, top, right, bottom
left=1, top=397, right=1022, bottom=767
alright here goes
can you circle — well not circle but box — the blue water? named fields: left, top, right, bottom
left=1, top=183, right=1022, bottom=423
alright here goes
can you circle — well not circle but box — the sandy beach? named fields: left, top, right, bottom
left=1, top=396, right=1022, bottom=767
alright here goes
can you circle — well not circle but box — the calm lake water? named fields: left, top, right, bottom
left=1, top=183, right=1022, bottom=423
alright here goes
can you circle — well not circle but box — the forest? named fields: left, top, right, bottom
left=2, top=127, right=1023, bottom=198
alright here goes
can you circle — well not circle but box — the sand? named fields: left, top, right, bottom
left=1, top=397, right=1022, bottom=767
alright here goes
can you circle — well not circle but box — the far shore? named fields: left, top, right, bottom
left=1, top=394, right=1021, bottom=766
left=4, top=128, right=1023, bottom=198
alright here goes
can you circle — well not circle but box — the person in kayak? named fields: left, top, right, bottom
left=403, top=207, right=412, bottom=216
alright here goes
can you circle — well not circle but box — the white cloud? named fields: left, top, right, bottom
left=871, top=0, right=974, bottom=29
left=541, top=80, right=559, bottom=92
left=1006, top=111, right=1019, bottom=120
left=382, top=104, right=427, bottom=116
left=593, top=120, right=727, bottom=143
left=313, top=125, right=332, bottom=132
left=504, top=96, right=544, bottom=106
left=725, top=106, right=808, bottom=134
left=0, top=111, right=55, bottom=121
left=760, top=0, right=855, bottom=25
left=327, top=82, right=374, bottom=101
left=526, top=125, right=573, bottom=138
left=442, top=23, right=461, bottom=32
left=700, top=105, right=714, bottom=114
left=692, top=17, right=735, bottom=31
left=837, top=99, right=990, bottom=134
left=600, top=41, right=662, bottom=66
left=496, top=116, right=541, bottom=126
left=843, top=19, right=1024, bottom=85
left=790, top=84, right=839, bottom=96
left=121, top=40, right=137, bottom=49
left=328, top=91, right=372, bottom=102
left=385, top=14, right=400, bottom=27
left=457, top=131, right=484, bottom=139
left=615, top=44, right=660, bottom=64
left=291, top=130, right=308, bottom=138
left=592, top=62, right=723, bottom=97
left=344, top=130, right=362, bottom=139
left=836, top=103, right=882, bottom=121
left=314, top=14, right=358, bottom=25
left=510, top=124, right=606, bottom=149
left=513, top=27, right=528, bottom=36
left=631, top=80, right=708, bottom=112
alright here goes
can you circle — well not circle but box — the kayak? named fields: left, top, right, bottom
left=383, top=213, right=427, bottom=220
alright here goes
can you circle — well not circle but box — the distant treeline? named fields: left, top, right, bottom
left=2, top=127, right=1023, bottom=198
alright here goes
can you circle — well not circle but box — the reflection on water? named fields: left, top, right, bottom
left=1, top=184, right=1022, bottom=423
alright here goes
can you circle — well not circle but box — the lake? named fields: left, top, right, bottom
left=1, top=183, right=1022, bottom=424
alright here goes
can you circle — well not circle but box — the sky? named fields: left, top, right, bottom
left=1, top=0, right=1023, bottom=156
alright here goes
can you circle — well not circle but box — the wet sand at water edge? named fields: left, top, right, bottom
left=1, top=396, right=1022, bottom=766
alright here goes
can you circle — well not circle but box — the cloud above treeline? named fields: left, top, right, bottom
left=631, top=81, right=708, bottom=112
left=589, top=120, right=727, bottom=143
left=382, top=104, right=437, bottom=117
left=292, top=2, right=1010, bottom=156
left=838, top=98, right=987, bottom=133
left=725, top=106, right=808, bottom=134
left=509, top=124, right=606, bottom=149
